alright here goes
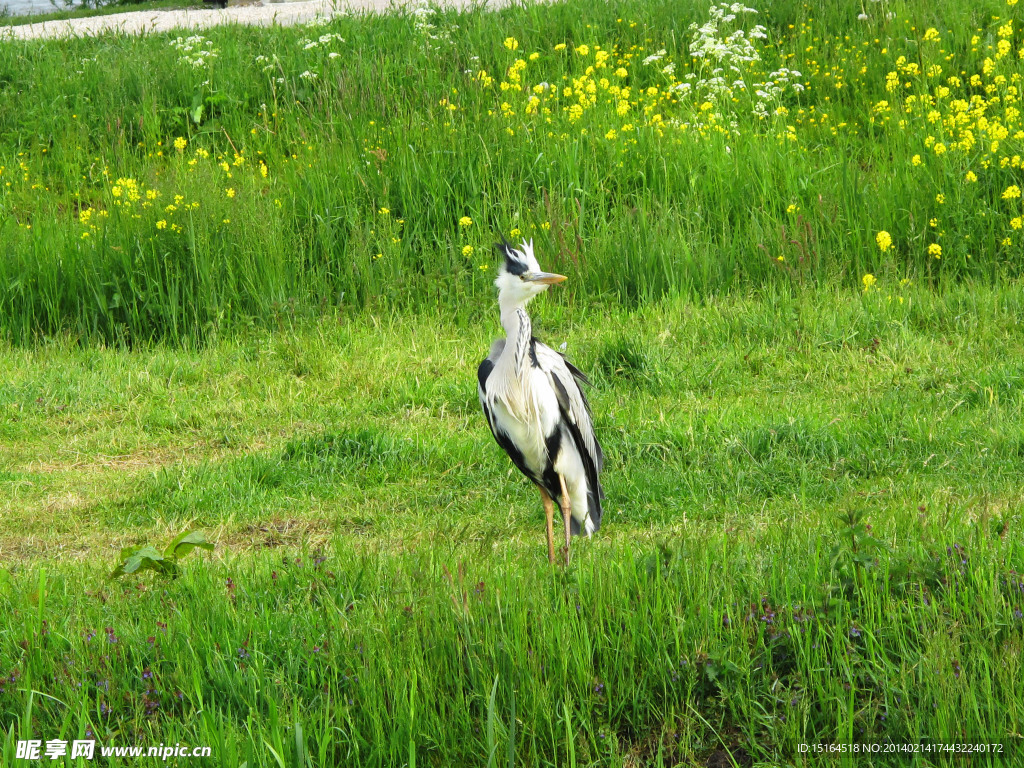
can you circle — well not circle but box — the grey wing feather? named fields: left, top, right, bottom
left=533, top=342, right=603, bottom=471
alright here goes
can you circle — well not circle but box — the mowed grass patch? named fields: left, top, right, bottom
left=3, top=282, right=1024, bottom=552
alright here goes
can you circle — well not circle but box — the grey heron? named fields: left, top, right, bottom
left=477, top=239, right=604, bottom=564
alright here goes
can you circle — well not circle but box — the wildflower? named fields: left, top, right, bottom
left=935, top=194, right=945, bottom=204
left=226, top=188, right=236, bottom=198
left=576, top=44, right=590, bottom=56
left=541, top=221, right=551, bottom=230
left=529, top=52, right=539, bottom=61
left=504, top=37, right=519, bottom=51
left=378, top=207, right=390, bottom=215
left=1003, top=185, right=1022, bottom=200
left=786, top=204, right=798, bottom=214
left=862, top=274, right=876, bottom=292
left=928, top=243, right=942, bottom=258
left=1011, top=217, right=1023, bottom=230
left=605, top=128, right=618, bottom=140
left=554, top=43, right=566, bottom=51
left=459, top=216, right=473, bottom=227
left=911, top=155, right=922, bottom=166
left=156, top=220, right=167, bottom=230
left=510, top=227, right=521, bottom=237
left=174, top=137, right=187, bottom=151
left=462, top=245, right=474, bottom=256
left=876, top=231, right=892, bottom=252
left=965, top=171, right=977, bottom=182
left=260, top=162, right=268, bottom=179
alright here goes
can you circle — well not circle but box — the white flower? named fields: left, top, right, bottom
left=857, top=13, right=869, bottom=20
left=299, top=70, right=318, bottom=80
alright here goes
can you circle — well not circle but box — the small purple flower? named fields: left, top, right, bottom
left=237, top=646, right=251, bottom=661
left=105, top=627, right=118, bottom=644
left=142, top=669, right=153, bottom=680
left=593, top=682, right=604, bottom=695
left=849, top=625, right=861, bottom=638
left=1014, top=608, right=1022, bottom=621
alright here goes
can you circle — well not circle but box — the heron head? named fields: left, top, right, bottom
left=494, top=239, right=566, bottom=306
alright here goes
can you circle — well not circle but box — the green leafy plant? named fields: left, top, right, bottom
left=108, top=530, right=214, bottom=581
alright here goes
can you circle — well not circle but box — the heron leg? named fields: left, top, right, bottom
left=558, top=474, right=572, bottom=566
left=540, top=487, right=556, bottom=564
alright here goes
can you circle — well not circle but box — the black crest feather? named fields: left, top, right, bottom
left=494, top=238, right=528, bottom=276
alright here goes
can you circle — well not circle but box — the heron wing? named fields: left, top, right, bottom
left=532, top=341, right=604, bottom=475
left=478, top=339, right=541, bottom=483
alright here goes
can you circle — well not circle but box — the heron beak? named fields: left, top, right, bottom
left=527, top=272, right=568, bottom=285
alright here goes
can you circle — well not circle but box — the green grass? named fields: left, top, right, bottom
left=2, top=283, right=1023, bottom=765
left=0, top=0, right=1021, bottom=343
left=2, top=0, right=1024, bottom=763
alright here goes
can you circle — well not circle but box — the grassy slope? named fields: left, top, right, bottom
left=2, top=284, right=1023, bottom=765
left=1, top=0, right=1022, bottom=342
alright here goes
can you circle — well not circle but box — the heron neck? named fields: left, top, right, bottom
left=499, top=301, right=533, bottom=371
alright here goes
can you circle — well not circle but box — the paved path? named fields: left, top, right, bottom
left=2, top=0, right=505, bottom=40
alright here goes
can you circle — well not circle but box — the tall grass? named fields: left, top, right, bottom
left=1, top=0, right=1022, bottom=343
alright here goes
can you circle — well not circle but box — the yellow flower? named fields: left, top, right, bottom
left=504, top=37, right=519, bottom=51
left=554, top=43, right=566, bottom=51
left=928, top=243, right=942, bottom=258
left=510, top=227, right=521, bottom=237
left=965, top=170, right=978, bottom=182
left=260, top=162, right=268, bottom=179
left=576, top=44, right=590, bottom=56
left=529, top=52, right=540, bottom=61
left=605, top=128, right=618, bottom=140
left=174, top=137, right=187, bottom=152
left=935, top=193, right=945, bottom=204
left=378, top=207, right=390, bottom=215
left=462, top=245, right=474, bottom=257
left=1002, top=185, right=1022, bottom=199
left=929, top=218, right=938, bottom=228
left=862, top=273, right=876, bottom=292
left=911, top=155, right=922, bottom=166
left=876, top=231, right=892, bottom=252
left=541, top=221, right=551, bottom=230
left=1011, top=217, right=1023, bottom=229
left=459, top=216, right=473, bottom=227
left=614, top=67, right=628, bottom=78
left=226, top=188, right=236, bottom=198
left=786, top=204, right=798, bottom=214
left=156, top=220, right=167, bottom=230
